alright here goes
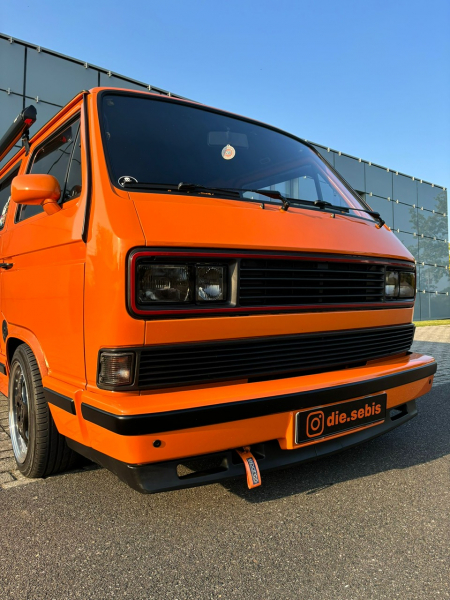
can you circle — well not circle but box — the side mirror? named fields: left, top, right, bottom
left=11, top=174, right=62, bottom=215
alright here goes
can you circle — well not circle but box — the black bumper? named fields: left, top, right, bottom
left=67, top=399, right=418, bottom=494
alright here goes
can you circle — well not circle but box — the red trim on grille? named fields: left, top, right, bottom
left=129, top=250, right=414, bottom=318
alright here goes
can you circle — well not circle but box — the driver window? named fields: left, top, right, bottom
left=17, top=117, right=80, bottom=222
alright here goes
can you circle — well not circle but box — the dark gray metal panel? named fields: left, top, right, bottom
left=393, top=230, right=419, bottom=259
left=393, top=201, right=418, bottom=234
left=99, top=72, right=149, bottom=92
left=418, top=237, right=449, bottom=268
left=365, top=163, right=393, bottom=199
left=0, top=92, right=24, bottom=169
left=0, top=91, right=23, bottom=137
left=25, top=48, right=98, bottom=105
left=418, top=182, right=446, bottom=212
left=421, top=292, right=450, bottom=319
left=393, top=172, right=417, bottom=204
left=418, top=209, right=448, bottom=241
left=418, top=265, right=450, bottom=293
left=27, top=101, right=63, bottom=137
left=334, top=154, right=365, bottom=193
left=429, top=293, right=450, bottom=319
left=313, top=145, right=335, bottom=167
left=0, top=38, right=25, bottom=94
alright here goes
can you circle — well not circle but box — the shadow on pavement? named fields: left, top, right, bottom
left=219, top=384, right=450, bottom=502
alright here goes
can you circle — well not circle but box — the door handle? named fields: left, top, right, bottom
left=0, top=263, right=13, bottom=270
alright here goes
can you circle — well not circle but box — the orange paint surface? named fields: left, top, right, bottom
left=0, top=88, right=434, bottom=476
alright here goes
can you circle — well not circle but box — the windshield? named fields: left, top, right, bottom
left=100, top=92, right=369, bottom=216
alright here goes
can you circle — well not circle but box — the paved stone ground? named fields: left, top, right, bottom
left=1, top=326, right=448, bottom=490
left=412, top=325, right=450, bottom=388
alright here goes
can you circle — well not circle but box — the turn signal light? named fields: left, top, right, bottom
left=98, top=352, right=135, bottom=386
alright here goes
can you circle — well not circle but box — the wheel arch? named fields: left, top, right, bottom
left=6, top=326, right=48, bottom=378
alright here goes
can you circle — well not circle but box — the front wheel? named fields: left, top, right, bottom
left=8, top=344, right=77, bottom=478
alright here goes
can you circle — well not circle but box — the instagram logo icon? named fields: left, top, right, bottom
left=306, top=411, right=325, bottom=438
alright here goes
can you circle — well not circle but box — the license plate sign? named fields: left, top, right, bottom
left=295, top=394, right=387, bottom=445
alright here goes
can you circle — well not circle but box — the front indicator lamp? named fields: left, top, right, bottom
left=385, top=270, right=415, bottom=299
left=99, top=352, right=135, bottom=386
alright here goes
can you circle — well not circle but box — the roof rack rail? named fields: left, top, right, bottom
left=0, top=105, right=37, bottom=163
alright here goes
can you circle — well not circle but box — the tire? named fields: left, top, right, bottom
left=8, top=343, right=77, bottom=478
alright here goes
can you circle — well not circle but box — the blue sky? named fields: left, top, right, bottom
left=1, top=0, right=449, bottom=188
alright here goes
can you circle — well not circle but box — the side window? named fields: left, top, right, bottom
left=0, top=166, right=19, bottom=231
left=63, top=128, right=82, bottom=202
left=16, top=118, right=80, bottom=222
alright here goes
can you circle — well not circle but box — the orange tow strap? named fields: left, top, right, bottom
left=236, top=446, right=262, bottom=489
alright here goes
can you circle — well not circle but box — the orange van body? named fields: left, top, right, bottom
left=0, top=88, right=436, bottom=493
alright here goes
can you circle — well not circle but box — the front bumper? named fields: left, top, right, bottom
left=67, top=399, right=417, bottom=493
left=45, top=354, right=436, bottom=482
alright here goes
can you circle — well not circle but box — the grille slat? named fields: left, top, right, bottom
left=139, top=344, right=412, bottom=386
left=139, top=331, right=413, bottom=366
left=137, top=325, right=415, bottom=389
left=139, top=343, right=411, bottom=381
left=238, top=258, right=386, bottom=306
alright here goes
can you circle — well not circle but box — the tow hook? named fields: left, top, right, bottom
left=236, top=446, right=262, bottom=489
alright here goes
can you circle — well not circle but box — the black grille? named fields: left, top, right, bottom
left=137, top=324, right=415, bottom=389
left=239, top=258, right=386, bottom=306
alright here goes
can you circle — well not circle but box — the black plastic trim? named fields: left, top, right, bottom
left=0, top=362, right=6, bottom=375
left=81, top=362, right=436, bottom=436
left=126, top=247, right=415, bottom=320
left=44, top=388, right=76, bottom=415
left=97, top=323, right=415, bottom=391
left=70, top=399, right=418, bottom=494
left=81, top=91, right=92, bottom=243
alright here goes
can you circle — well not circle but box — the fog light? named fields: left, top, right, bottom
left=99, top=352, right=135, bottom=386
left=196, top=265, right=225, bottom=301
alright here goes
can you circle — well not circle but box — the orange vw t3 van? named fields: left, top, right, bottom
left=0, top=88, right=436, bottom=493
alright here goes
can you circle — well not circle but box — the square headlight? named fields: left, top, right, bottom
left=399, top=271, right=415, bottom=298
left=137, top=264, right=193, bottom=303
left=385, top=271, right=399, bottom=297
left=196, top=265, right=226, bottom=302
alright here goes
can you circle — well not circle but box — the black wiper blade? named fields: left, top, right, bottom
left=179, top=184, right=290, bottom=210
left=248, top=189, right=290, bottom=211
left=177, top=182, right=241, bottom=199
left=290, top=198, right=385, bottom=228
left=359, top=209, right=385, bottom=228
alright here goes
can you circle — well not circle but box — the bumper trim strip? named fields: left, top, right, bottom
left=70, top=399, right=418, bottom=493
left=81, top=362, right=436, bottom=436
left=44, top=388, right=76, bottom=415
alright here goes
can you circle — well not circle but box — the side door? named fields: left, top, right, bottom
left=2, top=110, right=87, bottom=389
left=0, top=164, right=20, bottom=393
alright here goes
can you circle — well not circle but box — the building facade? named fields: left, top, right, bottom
left=1, top=33, right=448, bottom=320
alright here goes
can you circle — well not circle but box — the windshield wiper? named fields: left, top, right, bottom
left=123, top=181, right=385, bottom=227
left=179, top=183, right=295, bottom=210
left=289, top=198, right=385, bottom=228
left=177, top=182, right=244, bottom=200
